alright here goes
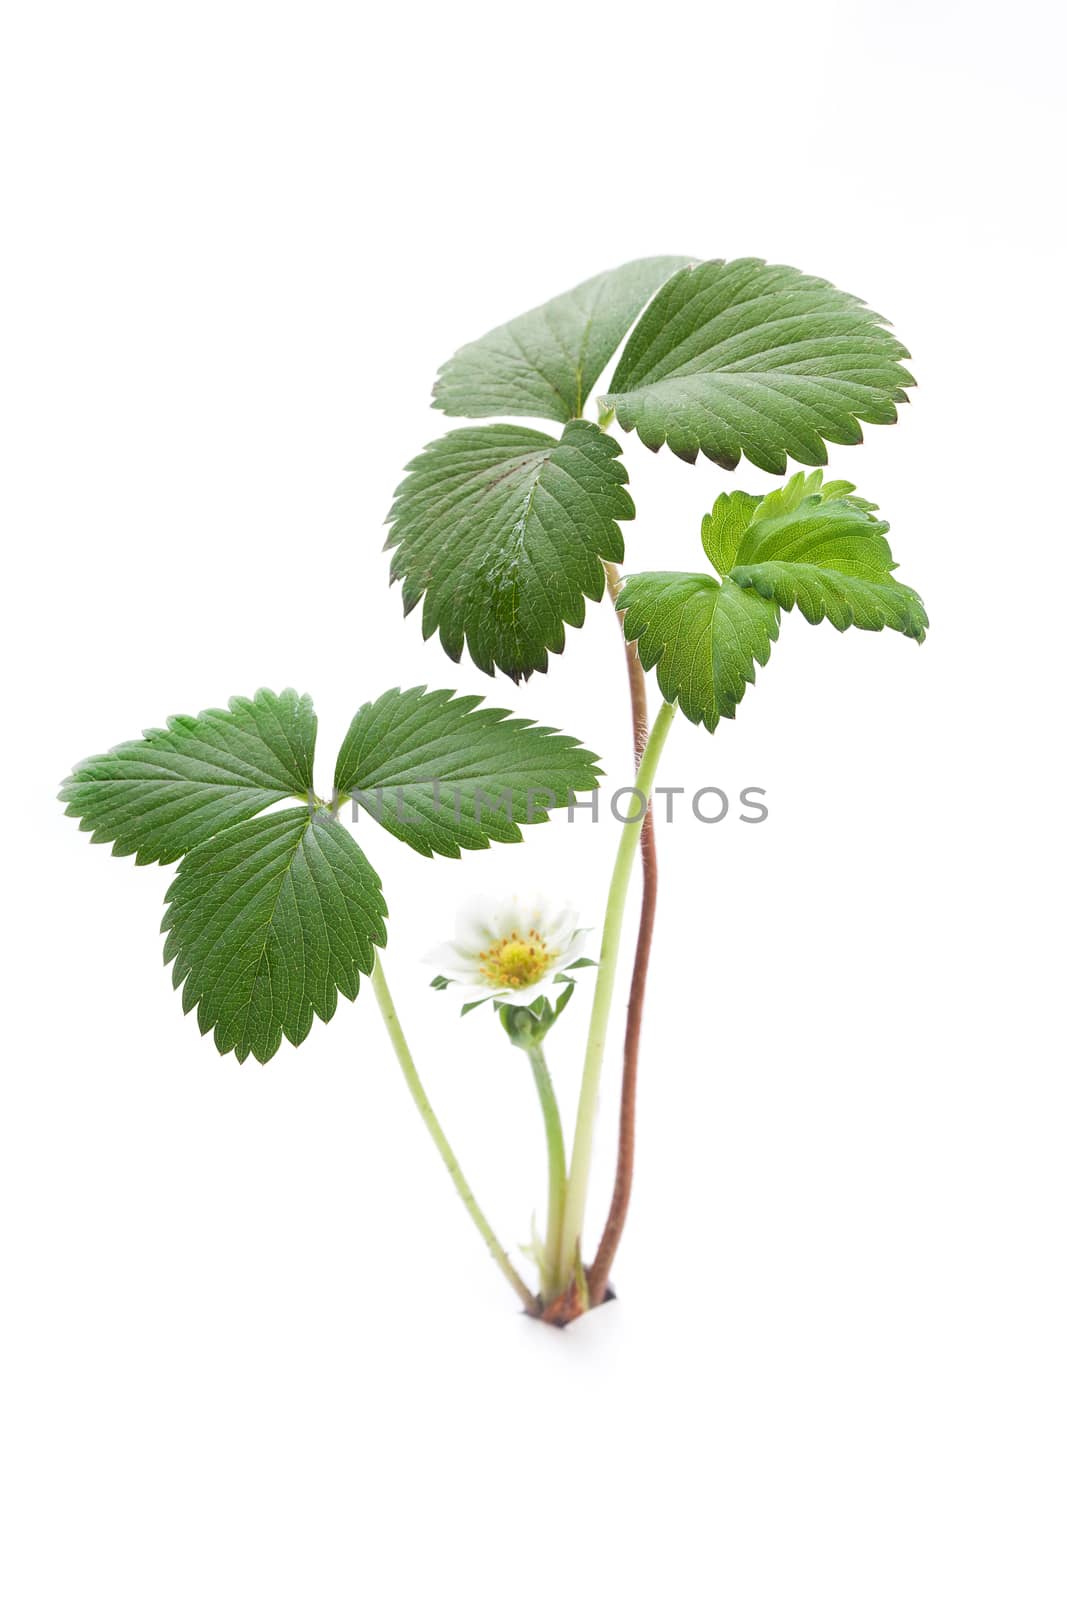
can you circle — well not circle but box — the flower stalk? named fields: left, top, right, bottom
left=522, top=1036, right=568, bottom=1300
left=498, top=1001, right=570, bottom=1300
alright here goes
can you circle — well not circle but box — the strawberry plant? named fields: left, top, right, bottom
left=64, top=257, right=927, bottom=1326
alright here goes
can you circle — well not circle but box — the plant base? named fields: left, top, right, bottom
left=530, top=1277, right=616, bottom=1328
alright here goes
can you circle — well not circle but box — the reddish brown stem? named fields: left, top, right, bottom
left=587, top=564, right=659, bottom=1307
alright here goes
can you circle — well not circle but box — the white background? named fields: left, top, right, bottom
left=2, top=2, right=1064, bottom=1595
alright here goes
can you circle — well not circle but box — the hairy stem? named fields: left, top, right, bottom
left=557, top=699, right=677, bottom=1284
left=370, top=954, right=537, bottom=1313
left=588, top=565, right=659, bottom=1304
left=524, top=1040, right=568, bottom=1300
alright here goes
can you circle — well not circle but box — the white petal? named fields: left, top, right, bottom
left=452, top=897, right=499, bottom=956
left=557, top=927, right=587, bottom=964
left=429, top=892, right=591, bottom=1015
left=438, top=967, right=488, bottom=990
left=542, top=908, right=582, bottom=947
left=512, top=894, right=550, bottom=934
left=423, top=941, right=469, bottom=971
left=484, top=893, right=531, bottom=942
left=447, top=982, right=498, bottom=1006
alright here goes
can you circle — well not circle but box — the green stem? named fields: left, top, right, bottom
left=557, top=699, right=678, bottom=1282
left=370, top=954, right=537, bottom=1314
left=523, top=1040, right=568, bottom=1300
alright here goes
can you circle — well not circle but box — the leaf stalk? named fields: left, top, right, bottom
left=556, top=698, right=677, bottom=1288
left=587, top=567, right=660, bottom=1304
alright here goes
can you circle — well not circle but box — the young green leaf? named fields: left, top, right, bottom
left=602, top=258, right=914, bottom=472
left=58, top=688, right=317, bottom=865
left=620, top=474, right=928, bottom=732
left=731, top=561, right=927, bottom=638
left=700, top=490, right=761, bottom=578
left=386, top=421, right=633, bottom=679
left=162, top=807, right=387, bottom=1064
left=334, top=686, right=600, bottom=857
left=617, top=571, right=779, bottom=732
left=432, top=256, right=693, bottom=424
left=719, top=470, right=928, bottom=640
left=701, top=468, right=867, bottom=578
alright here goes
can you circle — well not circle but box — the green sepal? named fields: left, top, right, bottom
left=497, top=987, right=576, bottom=1046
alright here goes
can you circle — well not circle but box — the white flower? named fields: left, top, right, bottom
left=426, top=892, right=588, bottom=1009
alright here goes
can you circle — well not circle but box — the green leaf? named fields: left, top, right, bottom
left=432, top=256, right=693, bottom=424
left=162, top=807, right=387, bottom=1064
left=617, top=571, right=779, bottom=732
left=732, top=561, right=927, bottom=638
left=386, top=420, right=633, bottom=679
left=722, top=470, right=928, bottom=640
left=58, top=688, right=317, bottom=865
left=702, top=468, right=865, bottom=578
left=621, top=473, right=927, bottom=733
left=333, top=686, right=600, bottom=858
left=64, top=684, right=602, bottom=1059
left=700, top=490, right=761, bottom=578
left=602, top=258, right=914, bottom=472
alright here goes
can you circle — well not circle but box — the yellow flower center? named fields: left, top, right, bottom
left=479, top=929, right=556, bottom=990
